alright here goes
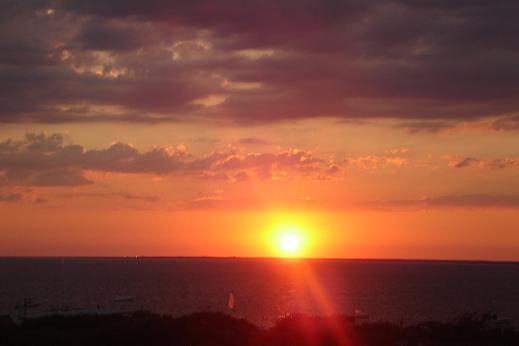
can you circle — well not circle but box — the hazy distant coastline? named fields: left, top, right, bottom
left=2, top=256, right=519, bottom=264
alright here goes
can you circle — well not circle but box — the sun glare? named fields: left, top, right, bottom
left=272, top=221, right=309, bottom=257
left=280, top=234, right=300, bottom=253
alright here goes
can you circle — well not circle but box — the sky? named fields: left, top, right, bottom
left=1, top=1, right=519, bottom=260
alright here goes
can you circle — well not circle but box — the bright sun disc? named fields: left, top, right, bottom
left=271, top=218, right=310, bottom=257
left=280, top=234, right=300, bottom=253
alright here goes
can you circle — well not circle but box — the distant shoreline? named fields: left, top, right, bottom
left=1, top=256, right=518, bottom=265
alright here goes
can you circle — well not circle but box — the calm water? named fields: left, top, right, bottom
left=1, top=258, right=518, bottom=326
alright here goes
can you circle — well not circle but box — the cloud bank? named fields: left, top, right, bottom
left=0, top=132, right=337, bottom=186
left=2, top=1, right=519, bottom=124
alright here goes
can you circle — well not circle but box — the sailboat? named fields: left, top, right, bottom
left=228, top=292, right=235, bottom=310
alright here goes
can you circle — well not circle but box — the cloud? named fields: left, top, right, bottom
left=33, top=197, right=48, bottom=204
left=184, top=193, right=519, bottom=211
left=2, top=1, right=519, bottom=123
left=447, top=156, right=519, bottom=170
left=215, top=149, right=323, bottom=172
left=326, top=162, right=340, bottom=175
left=232, top=171, right=249, bottom=183
left=183, top=195, right=339, bottom=210
left=491, top=115, right=519, bottom=131
left=26, top=169, right=92, bottom=186
left=74, top=19, right=156, bottom=52
left=199, top=172, right=230, bottom=181
left=237, top=137, right=269, bottom=145
left=0, top=191, right=22, bottom=202
left=122, top=193, right=161, bottom=203
left=58, top=191, right=161, bottom=202
left=447, top=157, right=480, bottom=169
left=396, top=121, right=457, bottom=134
left=0, top=132, right=339, bottom=186
left=184, top=195, right=267, bottom=210
left=374, top=194, right=519, bottom=209
left=345, top=154, right=408, bottom=170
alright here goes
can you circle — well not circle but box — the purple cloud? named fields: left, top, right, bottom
left=1, top=1, right=519, bottom=123
left=0, top=132, right=338, bottom=186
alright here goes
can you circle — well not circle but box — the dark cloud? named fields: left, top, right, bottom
left=74, top=19, right=154, bottom=52
left=396, top=121, right=457, bottom=134
left=28, top=169, right=92, bottom=186
left=2, top=167, right=92, bottom=187
left=447, top=157, right=480, bottom=169
left=491, top=115, right=519, bottom=131
left=0, top=191, right=22, bottom=202
left=27, top=169, right=92, bottom=186
left=447, top=156, right=519, bottom=170
left=33, top=197, right=48, bottom=204
left=237, top=137, right=269, bottom=145
left=1, top=1, right=519, bottom=123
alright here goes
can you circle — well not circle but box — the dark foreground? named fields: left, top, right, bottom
left=1, top=311, right=518, bottom=346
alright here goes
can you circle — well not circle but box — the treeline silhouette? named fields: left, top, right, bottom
left=1, top=311, right=518, bottom=346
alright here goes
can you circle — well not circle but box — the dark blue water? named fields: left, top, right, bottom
left=1, top=258, right=518, bottom=326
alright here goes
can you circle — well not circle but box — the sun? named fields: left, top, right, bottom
left=272, top=222, right=308, bottom=257
left=280, top=234, right=300, bottom=253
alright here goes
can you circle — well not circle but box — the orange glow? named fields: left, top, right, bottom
left=270, top=218, right=311, bottom=257
left=1, top=203, right=519, bottom=260
left=280, top=234, right=300, bottom=253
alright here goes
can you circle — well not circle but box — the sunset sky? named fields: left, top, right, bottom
left=2, top=1, right=519, bottom=260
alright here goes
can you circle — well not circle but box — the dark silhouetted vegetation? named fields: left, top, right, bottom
left=0, top=311, right=517, bottom=346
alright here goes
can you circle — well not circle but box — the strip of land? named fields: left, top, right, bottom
left=1, top=311, right=517, bottom=345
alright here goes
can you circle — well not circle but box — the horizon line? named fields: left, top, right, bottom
left=0, top=255, right=518, bottom=264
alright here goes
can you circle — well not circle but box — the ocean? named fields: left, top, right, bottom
left=1, top=258, right=518, bottom=326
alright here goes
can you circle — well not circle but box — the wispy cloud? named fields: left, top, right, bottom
left=446, top=156, right=519, bottom=170
left=237, top=137, right=269, bottom=145
left=369, top=194, right=519, bottom=210
left=0, top=191, right=22, bottom=203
